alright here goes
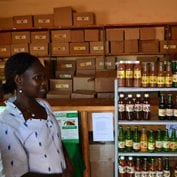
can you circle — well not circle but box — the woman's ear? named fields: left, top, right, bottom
left=14, top=74, right=23, bottom=87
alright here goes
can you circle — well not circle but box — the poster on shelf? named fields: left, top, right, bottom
left=92, top=112, right=114, bottom=142
left=54, top=111, right=79, bottom=143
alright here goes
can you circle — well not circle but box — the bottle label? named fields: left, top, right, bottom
left=118, top=104, right=125, bottom=112
left=157, top=76, right=165, bottom=85
left=163, top=141, right=170, bottom=149
left=173, top=74, right=177, bottom=83
left=117, top=70, right=125, bottom=78
left=148, top=142, right=155, bottom=150
left=118, top=165, right=126, bottom=174
left=158, top=109, right=166, bottom=116
left=126, top=104, right=134, bottom=112
left=142, top=76, right=149, bottom=84
left=149, top=76, right=157, bottom=84
left=166, top=108, right=174, bottom=116
left=141, top=171, right=149, bottom=177
left=155, top=141, right=163, bottom=149
left=118, top=141, right=125, bottom=149
left=170, top=141, right=177, bottom=150
left=156, top=171, right=163, bottom=177
left=149, top=171, right=156, bottom=177
left=165, top=76, right=173, bottom=85
left=174, top=169, right=177, bottom=177
left=126, top=70, right=133, bottom=78
left=134, top=104, right=143, bottom=111
left=134, top=70, right=141, bottom=78
left=135, top=171, right=141, bottom=177
left=140, top=141, right=147, bottom=150
left=127, top=166, right=134, bottom=174
left=163, top=170, right=170, bottom=177
left=174, top=109, right=177, bottom=117
left=143, top=104, right=151, bottom=112
left=125, top=140, right=133, bottom=147
left=133, top=142, right=140, bottom=150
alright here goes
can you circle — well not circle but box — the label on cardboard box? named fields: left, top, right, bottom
left=59, top=74, right=72, bottom=79
left=14, top=47, right=26, bottom=52
left=16, top=19, right=28, bottom=24
left=35, top=35, right=47, bottom=40
left=38, top=19, right=50, bottom=24
left=53, top=46, right=66, bottom=51
left=0, top=48, right=7, bottom=52
left=80, top=61, right=92, bottom=67
left=54, top=34, right=67, bottom=39
left=73, top=46, right=86, bottom=51
left=56, top=84, right=69, bottom=89
left=33, top=46, right=45, bottom=51
left=93, top=46, right=104, bottom=51
left=15, top=35, right=26, bottom=40
left=61, top=64, right=73, bottom=68
left=77, top=16, right=90, bottom=21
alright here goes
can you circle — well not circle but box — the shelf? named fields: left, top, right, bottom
left=118, top=152, right=177, bottom=157
left=118, top=120, right=177, bottom=125
left=118, top=87, right=177, bottom=92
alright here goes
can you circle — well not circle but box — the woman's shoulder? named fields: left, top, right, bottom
left=36, top=98, right=53, bottom=112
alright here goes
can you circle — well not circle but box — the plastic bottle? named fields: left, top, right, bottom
left=134, top=94, right=143, bottom=120
left=117, top=61, right=126, bottom=87
left=118, top=156, right=127, bottom=177
left=125, top=127, right=133, bottom=152
left=118, top=126, right=125, bottom=152
left=165, top=61, right=173, bottom=88
left=118, top=93, right=126, bottom=120
left=147, top=130, right=155, bottom=152
left=141, top=62, right=150, bottom=88
left=133, top=61, right=142, bottom=87
left=126, top=61, right=134, bottom=87
left=140, top=128, right=148, bottom=152
left=126, top=94, right=134, bottom=121
left=155, top=129, right=163, bottom=152
left=142, top=93, right=151, bottom=120
left=149, top=62, right=157, bottom=88
left=166, top=94, right=174, bottom=120
left=162, top=129, right=170, bottom=152
left=158, top=94, right=166, bottom=120
left=133, top=127, right=140, bottom=152
left=157, top=61, right=165, bottom=88
left=127, top=156, right=135, bottom=177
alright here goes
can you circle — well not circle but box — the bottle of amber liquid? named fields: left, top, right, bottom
left=165, top=61, right=173, bottom=88
left=142, top=93, right=151, bottom=120
left=134, top=94, right=143, bottom=120
left=117, top=61, right=126, bottom=87
left=127, top=156, right=135, bottom=177
left=141, top=62, right=150, bottom=88
left=157, top=61, right=165, bottom=88
left=118, top=156, right=127, bottom=177
left=118, top=93, right=126, bottom=120
left=149, top=62, right=157, bottom=88
left=126, top=61, right=134, bottom=87
left=133, top=61, right=142, bottom=87
left=126, top=94, right=135, bottom=121
left=140, top=128, right=148, bottom=152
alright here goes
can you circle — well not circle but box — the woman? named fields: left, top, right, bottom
left=0, top=52, right=73, bottom=177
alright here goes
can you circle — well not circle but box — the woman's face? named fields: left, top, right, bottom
left=20, top=61, right=48, bottom=98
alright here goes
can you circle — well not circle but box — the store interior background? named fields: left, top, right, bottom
left=0, top=0, right=177, bottom=24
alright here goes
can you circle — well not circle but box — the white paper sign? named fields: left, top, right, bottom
left=92, top=112, right=114, bottom=141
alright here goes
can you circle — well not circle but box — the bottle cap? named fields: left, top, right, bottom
left=120, top=156, right=125, bottom=160
left=128, top=156, right=133, bottom=160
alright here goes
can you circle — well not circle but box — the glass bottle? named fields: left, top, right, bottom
left=125, top=127, right=133, bottom=152
left=147, top=130, right=155, bottom=152
left=117, top=61, right=126, bottom=87
left=158, top=94, right=166, bottom=120
left=157, top=61, right=165, bottom=88
left=166, top=94, right=174, bottom=120
left=155, top=129, right=163, bottom=152
left=140, top=128, right=148, bottom=152
left=156, top=157, right=163, bottom=177
left=118, top=126, right=125, bottom=152
left=118, top=156, right=127, bottom=177
left=142, top=93, right=151, bottom=120
left=134, top=94, right=143, bottom=120
left=163, top=157, right=170, bottom=177
left=174, top=95, right=177, bottom=120
left=133, top=61, right=142, bottom=87
left=126, top=61, right=134, bottom=87
left=162, top=129, right=170, bottom=152
left=170, top=128, right=177, bottom=152
left=126, top=94, right=134, bottom=121
left=172, top=61, right=177, bottom=88
left=133, top=127, right=140, bottom=152
left=127, top=156, right=135, bottom=177
left=174, top=162, right=177, bottom=177
left=141, top=157, right=148, bottom=177
left=149, top=62, right=157, bottom=88
left=141, top=62, right=150, bottom=88
left=134, top=157, right=142, bottom=177
left=148, top=158, right=156, bottom=177
left=165, top=61, right=173, bottom=88
left=118, top=93, right=126, bottom=120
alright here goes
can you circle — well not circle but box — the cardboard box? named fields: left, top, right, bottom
left=171, top=27, right=177, bottom=40
left=155, top=27, right=164, bottom=40
left=53, top=6, right=73, bottom=26
left=73, top=12, right=95, bottom=26
left=105, top=57, right=116, bottom=70
left=140, top=27, right=156, bottom=40
left=56, top=60, right=76, bottom=71
left=110, top=41, right=124, bottom=54
left=55, top=70, right=74, bottom=79
left=160, top=40, right=177, bottom=54
left=71, top=90, right=96, bottom=99
left=124, top=40, right=138, bottom=53
left=96, top=70, right=116, bottom=77
left=0, top=45, right=11, bottom=58
left=73, top=76, right=95, bottom=91
left=0, top=32, right=12, bottom=45
left=13, top=15, right=33, bottom=28
left=11, top=43, right=29, bottom=55
left=47, top=90, right=71, bottom=99
left=31, top=31, right=49, bottom=43
left=90, top=41, right=104, bottom=55
left=96, top=57, right=104, bottom=70
left=95, top=77, right=114, bottom=92
left=76, top=58, right=96, bottom=70
left=51, top=42, right=69, bottom=56
left=97, top=92, right=114, bottom=98
left=33, top=14, right=54, bottom=27
left=50, top=79, right=72, bottom=92
left=30, top=43, right=49, bottom=56
left=124, top=28, right=139, bottom=40
left=76, top=69, right=95, bottom=77
left=0, top=17, right=13, bottom=29
left=106, top=29, right=124, bottom=41
left=139, top=40, right=159, bottom=53
left=84, top=29, right=100, bottom=41
left=51, top=30, right=71, bottom=42
left=71, top=30, right=84, bottom=42
left=12, top=31, right=30, bottom=44
left=70, top=42, right=89, bottom=55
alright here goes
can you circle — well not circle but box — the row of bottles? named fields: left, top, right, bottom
left=119, top=156, right=176, bottom=177
left=117, top=60, right=177, bottom=88
left=118, top=127, right=177, bottom=152
left=158, top=93, right=177, bottom=120
left=118, top=93, right=151, bottom=120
